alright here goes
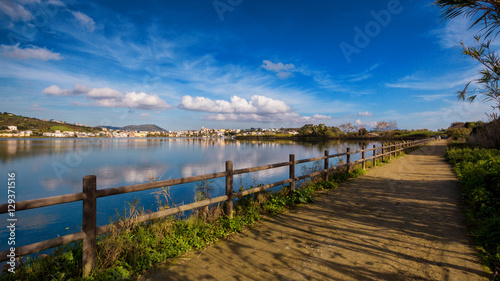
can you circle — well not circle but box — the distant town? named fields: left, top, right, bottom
left=0, top=124, right=299, bottom=138
left=0, top=112, right=300, bottom=139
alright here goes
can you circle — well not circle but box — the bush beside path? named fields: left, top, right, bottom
left=141, top=140, right=489, bottom=281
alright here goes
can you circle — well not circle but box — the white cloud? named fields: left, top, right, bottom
left=346, top=64, right=380, bottom=82
left=261, top=60, right=295, bottom=72
left=30, top=104, right=46, bottom=111
left=203, top=112, right=332, bottom=124
left=431, top=15, right=500, bottom=49
left=181, top=95, right=333, bottom=123
left=42, top=85, right=79, bottom=96
left=358, top=111, right=373, bottom=116
left=1, top=44, right=62, bottom=61
left=311, top=114, right=331, bottom=120
left=385, top=67, right=479, bottom=91
left=71, top=11, right=95, bottom=32
left=16, top=0, right=41, bottom=4
left=92, top=92, right=173, bottom=110
left=87, top=87, right=123, bottom=99
left=0, top=0, right=32, bottom=21
left=42, top=84, right=173, bottom=110
left=432, top=16, right=478, bottom=49
left=47, top=0, right=65, bottom=6
left=413, top=94, right=454, bottom=102
left=179, top=95, right=292, bottom=114
left=398, top=100, right=495, bottom=130
left=121, top=92, right=172, bottom=110
left=203, top=112, right=331, bottom=123
left=261, top=60, right=296, bottom=79
left=250, top=95, right=292, bottom=114
left=179, top=96, right=233, bottom=113
left=355, top=119, right=377, bottom=128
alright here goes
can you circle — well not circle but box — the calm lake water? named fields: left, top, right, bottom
left=0, top=138, right=379, bottom=255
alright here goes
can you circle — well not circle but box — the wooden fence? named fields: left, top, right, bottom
left=0, top=138, right=434, bottom=276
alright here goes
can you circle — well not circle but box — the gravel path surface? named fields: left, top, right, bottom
left=141, top=140, right=489, bottom=281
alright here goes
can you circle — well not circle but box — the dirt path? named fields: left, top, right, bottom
left=141, top=140, right=489, bottom=281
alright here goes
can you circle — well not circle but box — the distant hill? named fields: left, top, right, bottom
left=0, top=112, right=99, bottom=133
left=121, top=124, right=167, bottom=132
left=0, top=113, right=168, bottom=133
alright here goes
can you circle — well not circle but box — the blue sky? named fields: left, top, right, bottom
left=0, top=0, right=495, bottom=131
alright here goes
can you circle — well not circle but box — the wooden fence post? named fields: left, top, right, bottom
left=289, top=154, right=295, bottom=192
left=82, top=175, right=97, bottom=277
left=382, top=144, right=385, bottom=162
left=362, top=148, right=366, bottom=170
left=346, top=147, right=351, bottom=172
left=372, top=145, right=376, bottom=167
left=225, top=161, right=233, bottom=218
left=389, top=143, right=392, bottom=160
left=324, top=150, right=329, bottom=181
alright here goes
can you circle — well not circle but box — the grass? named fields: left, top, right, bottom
left=49, top=126, right=76, bottom=132
left=1, top=148, right=415, bottom=281
left=445, top=143, right=500, bottom=280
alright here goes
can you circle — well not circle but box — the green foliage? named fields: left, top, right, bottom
left=298, top=124, right=341, bottom=137
left=1, top=242, right=83, bottom=280
left=50, top=126, right=76, bottom=132
left=93, top=266, right=130, bottom=281
left=395, top=129, right=441, bottom=140
left=446, top=145, right=500, bottom=278
left=447, top=127, right=472, bottom=140
left=358, top=128, right=368, bottom=135
left=194, top=180, right=214, bottom=202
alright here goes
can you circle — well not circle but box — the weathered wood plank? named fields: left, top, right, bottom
left=0, top=231, right=85, bottom=262
left=96, top=172, right=227, bottom=198
left=233, top=161, right=290, bottom=175
left=0, top=193, right=84, bottom=214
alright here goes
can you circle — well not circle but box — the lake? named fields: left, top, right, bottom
left=0, top=138, right=379, bottom=255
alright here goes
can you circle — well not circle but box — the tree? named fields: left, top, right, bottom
left=313, top=123, right=328, bottom=135
left=298, top=124, right=315, bottom=135
left=338, top=123, right=356, bottom=134
left=358, top=128, right=368, bottom=135
left=374, top=121, right=397, bottom=132
left=435, top=0, right=500, bottom=111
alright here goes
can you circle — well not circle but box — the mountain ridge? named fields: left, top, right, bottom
left=120, top=124, right=167, bottom=132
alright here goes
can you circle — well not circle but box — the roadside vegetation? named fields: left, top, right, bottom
left=444, top=117, right=499, bottom=280
left=446, top=143, right=500, bottom=279
left=0, top=159, right=387, bottom=280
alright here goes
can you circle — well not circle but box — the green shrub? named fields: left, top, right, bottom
left=446, top=146, right=500, bottom=278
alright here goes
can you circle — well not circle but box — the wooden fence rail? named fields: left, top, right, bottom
left=0, top=138, right=434, bottom=276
